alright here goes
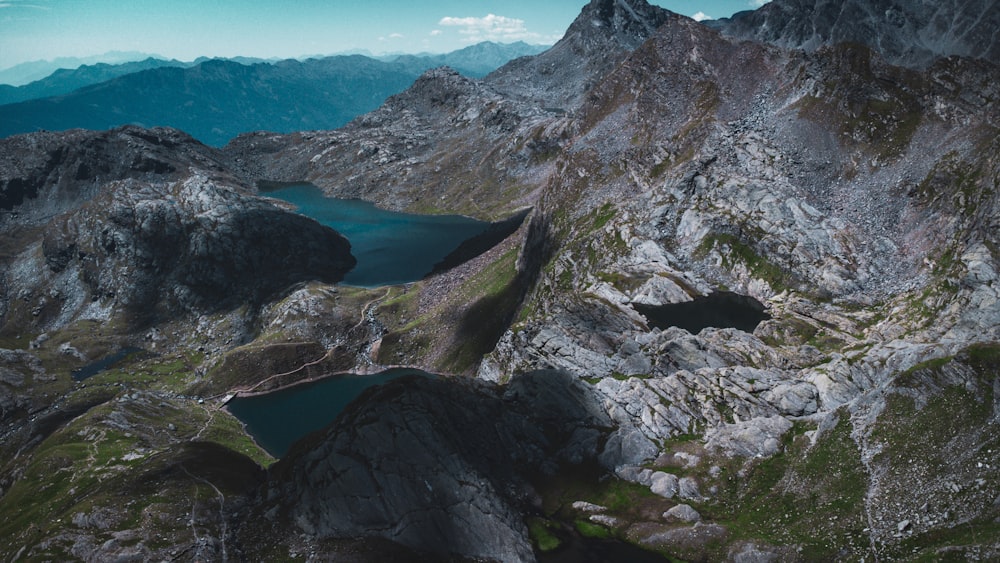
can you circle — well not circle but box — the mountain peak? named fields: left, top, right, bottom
left=572, top=0, right=674, bottom=50
left=486, top=0, right=673, bottom=109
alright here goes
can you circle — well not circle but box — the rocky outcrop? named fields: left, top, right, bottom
left=710, top=0, right=1000, bottom=69
left=252, top=371, right=611, bottom=561
left=223, top=67, right=560, bottom=216
left=0, top=126, right=233, bottom=218
left=1, top=126, right=353, bottom=333
left=24, top=174, right=355, bottom=325
left=487, top=0, right=674, bottom=110
left=477, top=5, right=999, bottom=556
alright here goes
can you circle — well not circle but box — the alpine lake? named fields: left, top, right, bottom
left=226, top=183, right=498, bottom=456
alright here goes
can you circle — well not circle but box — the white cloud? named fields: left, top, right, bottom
left=430, top=29, right=442, bottom=36
left=750, top=0, right=771, bottom=6
left=437, top=13, right=558, bottom=44
left=389, top=33, right=403, bottom=39
left=0, top=1, right=50, bottom=9
left=692, top=11, right=712, bottom=22
left=439, top=14, right=526, bottom=35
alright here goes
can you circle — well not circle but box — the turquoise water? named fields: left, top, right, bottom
left=226, top=368, right=431, bottom=458
left=264, top=184, right=491, bottom=286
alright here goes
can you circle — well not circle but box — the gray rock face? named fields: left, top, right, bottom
left=0, top=126, right=232, bottom=217
left=223, top=66, right=556, bottom=215
left=487, top=0, right=674, bottom=109
left=711, top=0, right=1000, bottom=69
left=664, top=503, right=701, bottom=523
left=31, top=174, right=354, bottom=325
left=706, top=416, right=794, bottom=458
left=649, top=471, right=679, bottom=498
left=261, top=371, right=611, bottom=561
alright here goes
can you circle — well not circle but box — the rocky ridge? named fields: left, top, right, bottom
left=487, top=0, right=674, bottom=109
left=711, top=0, right=1000, bottom=69
left=1, top=126, right=355, bottom=334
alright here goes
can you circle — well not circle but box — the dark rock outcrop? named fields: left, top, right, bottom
left=35, top=175, right=355, bottom=323
left=0, top=126, right=232, bottom=216
left=250, top=371, right=611, bottom=562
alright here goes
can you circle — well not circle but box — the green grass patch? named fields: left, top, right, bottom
left=868, top=348, right=1000, bottom=559
left=590, top=203, right=616, bottom=232
left=440, top=247, right=523, bottom=373
left=528, top=517, right=562, bottom=552
left=574, top=519, right=613, bottom=539
left=199, top=409, right=274, bottom=468
left=696, top=233, right=792, bottom=293
left=706, top=415, right=868, bottom=558
left=963, top=342, right=1000, bottom=368
left=596, top=271, right=646, bottom=294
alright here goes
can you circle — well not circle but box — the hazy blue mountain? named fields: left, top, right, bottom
left=0, top=42, right=545, bottom=146
left=386, top=41, right=549, bottom=78
left=0, top=58, right=192, bottom=105
left=0, top=51, right=158, bottom=86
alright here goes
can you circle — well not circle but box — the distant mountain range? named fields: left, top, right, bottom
left=0, top=51, right=161, bottom=86
left=0, top=58, right=193, bottom=106
left=0, top=42, right=546, bottom=146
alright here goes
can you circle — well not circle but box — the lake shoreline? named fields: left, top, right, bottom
left=222, top=362, right=451, bottom=401
left=225, top=365, right=440, bottom=458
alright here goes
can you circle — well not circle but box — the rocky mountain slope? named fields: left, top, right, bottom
left=711, top=0, right=1000, bottom=69
left=1, top=0, right=999, bottom=561
left=487, top=0, right=674, bottom=109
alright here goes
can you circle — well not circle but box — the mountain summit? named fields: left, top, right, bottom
left=569, top=0, right=674, bottom=50
left=487, top=0, right=673, bottom=109
left=712, top=0, right=1000, bottom=68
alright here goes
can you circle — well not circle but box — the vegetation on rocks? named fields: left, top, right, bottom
left=2, top=0, right=1000, bottom=560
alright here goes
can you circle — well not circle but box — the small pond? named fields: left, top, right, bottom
left=71, top=347, right=143, bottom=382
left=535, top=519, right=674, bottom=563
left=263, top=183, right=495, bottom=287
left=226, top=368, right=432, bottom=458
left=632, top=291, right=770, bottom=334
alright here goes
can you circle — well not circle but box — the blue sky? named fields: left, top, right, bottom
left=0, top=0, right=770, bottom=70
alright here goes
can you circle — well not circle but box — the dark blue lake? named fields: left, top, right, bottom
left=264, top=183, right=491, bottom=286
left=71, top=347, right=143, bottom=382
left=226, top=368, right=431, bottom=458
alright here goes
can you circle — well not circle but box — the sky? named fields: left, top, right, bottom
left=0, top=0, right=771, bottom=71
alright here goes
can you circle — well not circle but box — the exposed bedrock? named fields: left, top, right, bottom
left=256, top=371, right=612, bottom=562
